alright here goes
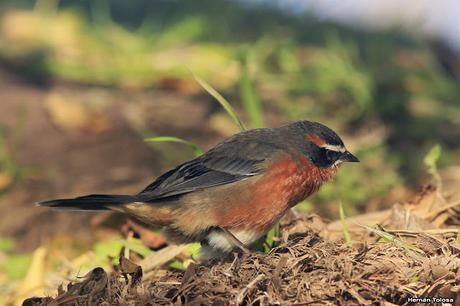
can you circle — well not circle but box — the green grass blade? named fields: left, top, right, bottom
left=123, top=238, right=154, bottom=258
left=145, top=136, right=204, bottom=157
left=191, top=71, right=247, bottom=131
left=264, top=224, right=278, bottom=253
left=339, top=201, right=352, bottom=245
left=239, top=53, right=263, bottom=128
left=424, top=144, right=441, bottom=172
left=423, top=144, right=443, bottom=189
left=169, top=243, right=200, bottom=270
left=357, top=223, right=425, bottom=256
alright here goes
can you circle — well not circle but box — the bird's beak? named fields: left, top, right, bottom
left=340, top=151, right=360, bottom=163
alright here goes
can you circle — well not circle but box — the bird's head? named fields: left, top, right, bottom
left=285, top=121, right=359, bottom=169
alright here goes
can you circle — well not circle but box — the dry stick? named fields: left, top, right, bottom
left=400, top=285, right=420, bottom=296
left=235, top=274, right=266, bottom=305
left=385, top=228, right=459, bottom=235
left=155, top=281, right=182, bottom=286
left=140, top=244, right=188, bottom=273
left=347, top=288, right=372, bottom=305
left=390, top=229, right=451, bottom=248
left=328, top=209, right=460, bottom=235
left=124, top=230, right=134, bottom=260
left=226, top=253, right=239, bottom=273
left=327, top=197, right=460, bottom=233
left=272, top=255, right=288, bottom=293
left=425, top=199, right=460, bottom=219
left=420, top=277, right=449, bottom=296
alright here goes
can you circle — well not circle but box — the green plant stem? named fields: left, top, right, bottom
left=190, top=71, right=247, bottom=131
left=239, top=53, right=263, bottom=128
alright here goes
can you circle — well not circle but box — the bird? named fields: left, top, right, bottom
left=38, top=120, right=359, bottom=258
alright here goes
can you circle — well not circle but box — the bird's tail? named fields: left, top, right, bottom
left=37, top=194, right=136, bottom=211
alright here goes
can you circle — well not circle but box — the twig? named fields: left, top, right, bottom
left=348, top=288, right=372, bottom=305
left=272, top=255, right=288, bottom=292
left=235, top=274, right=266, bottom=305
left=155, top=281, right=182, bottom=286
left=124, top=230, right=134, bottom=259
left=385, top=228, right=459, bottom=235
left=226, top=253, right=239, bottom=273
left=425, top=199, right=460, bottom=219
left=140, top=244, right=187, bottom=273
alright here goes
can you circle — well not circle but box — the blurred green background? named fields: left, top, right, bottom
left=0, top=0, right=459, bottom=303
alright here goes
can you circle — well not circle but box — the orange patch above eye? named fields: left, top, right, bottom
left=304, top=134, right=325, bottom=147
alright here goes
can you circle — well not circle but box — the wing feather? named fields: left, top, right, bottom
left=138, top=156, right=264, bottom=201
left=137, top=131, right=285, bottom=201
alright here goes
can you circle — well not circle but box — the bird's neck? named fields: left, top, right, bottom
left=287, top=156, right=339, bottom=207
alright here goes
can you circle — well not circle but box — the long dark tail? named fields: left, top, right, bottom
left=37, top=194, right=136, bottom=211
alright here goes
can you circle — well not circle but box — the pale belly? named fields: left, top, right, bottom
left=206, top=229, right=262, bottom=252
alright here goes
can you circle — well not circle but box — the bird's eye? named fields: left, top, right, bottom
left=325, top=149, right=339, bottom=162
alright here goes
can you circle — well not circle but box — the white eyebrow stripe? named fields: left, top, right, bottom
left=320, top=144, right=346, bottom=152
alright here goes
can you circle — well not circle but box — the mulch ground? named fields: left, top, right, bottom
left=24, top=208, right=460, bottom=306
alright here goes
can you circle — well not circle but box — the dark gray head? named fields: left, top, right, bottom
left=281, top=121, right=359, bottom=168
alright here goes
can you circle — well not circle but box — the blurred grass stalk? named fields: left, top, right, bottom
left=238, top=51, right=264, bottom=128
left=145, top=136, right=204, bottom=157
left=339, top=201, right=352, bottom=245
left=145, top=72, right=247, bottom=158
left=361, top=224, right=425, bottom=256
left=191, top=71, right=247, bottom=131
left=424, top=144, right=442, bottom=188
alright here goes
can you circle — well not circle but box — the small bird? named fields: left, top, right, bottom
left=38, top=121, right=359, bottom=258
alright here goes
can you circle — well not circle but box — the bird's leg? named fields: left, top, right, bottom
left=219, top=227, right=251, bottom=253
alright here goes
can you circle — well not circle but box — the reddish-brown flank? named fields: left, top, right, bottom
left=215, top=153, right=338, bottom=233
left=129, top=152, right=339, bottom=240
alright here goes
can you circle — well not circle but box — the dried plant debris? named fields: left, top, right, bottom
left=24, top=220, right=460, bottom=306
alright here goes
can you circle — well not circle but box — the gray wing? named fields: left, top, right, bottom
left=137, top=134, right=283, bottom=201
